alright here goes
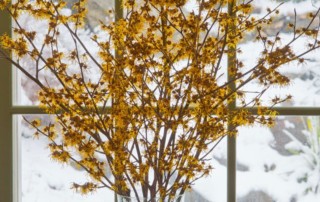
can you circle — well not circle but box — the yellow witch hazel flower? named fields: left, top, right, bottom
left=0, top=0, right=10, bottom=10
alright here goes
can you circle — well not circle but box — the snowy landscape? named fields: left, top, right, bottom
left=15, top=0, right=320, bottom=201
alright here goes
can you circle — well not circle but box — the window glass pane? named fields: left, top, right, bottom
left=18, top=114, right=227, bottom=201
left=17, top=114, right=113, bottom=202
left=11, top=1, right=228, bottom=201
left=237, top=116, right=320, bottom=201
left=12, top=0, right=233, bottom=106
left=13, top=0, right=114, bottom=105
left=236, top=0, right=320, bottom=107
left=191, top=138, right=227, bottom=202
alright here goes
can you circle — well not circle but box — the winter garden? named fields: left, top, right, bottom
left=1, top=0, right=320, bottom=201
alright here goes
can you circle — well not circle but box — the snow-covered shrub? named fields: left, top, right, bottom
left=283, top=117, right=320, bottom=194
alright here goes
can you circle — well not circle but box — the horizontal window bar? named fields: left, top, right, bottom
left=10, top=106, right=45, bottom=114
left=10, top=105, right=112, bottom=114
left=244, top=107, right=320, bottom=116
left=10, top=106, right=320, bottom=115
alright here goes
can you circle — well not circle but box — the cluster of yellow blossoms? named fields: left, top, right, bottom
left=1, top=0, right=320, bottom=200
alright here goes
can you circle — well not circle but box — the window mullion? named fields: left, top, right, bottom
left=227, top=0, right=237, bottom=202
left=243, top=107, right=320, bottom=116
left=114, top=0, right=122, bottom=201
left=0, top=10, right=13, bottom=202
left=9, top=105, right=320, bottom=115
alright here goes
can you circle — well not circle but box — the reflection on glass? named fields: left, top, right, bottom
left=237, top=116, right=320, bottom=202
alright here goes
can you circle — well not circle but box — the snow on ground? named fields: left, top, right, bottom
left=191, top=138, right=227, bottom=202
left=236, top=124, right=320, bottom=202
left=18, top=0, right=320, bottom=201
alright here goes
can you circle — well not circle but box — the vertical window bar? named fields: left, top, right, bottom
left=227, top=0, right=237, bottom=202
left=0, top=10, right=13, bottom=202
left=115, top=0, right=123, bottom=22
left=114, top=0, right=123, bottom=201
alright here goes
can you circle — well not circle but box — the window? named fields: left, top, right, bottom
left=1, top=0, right=320, bottom=201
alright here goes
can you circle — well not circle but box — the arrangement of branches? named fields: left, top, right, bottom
left=1, top=0, right=320, bottom=201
